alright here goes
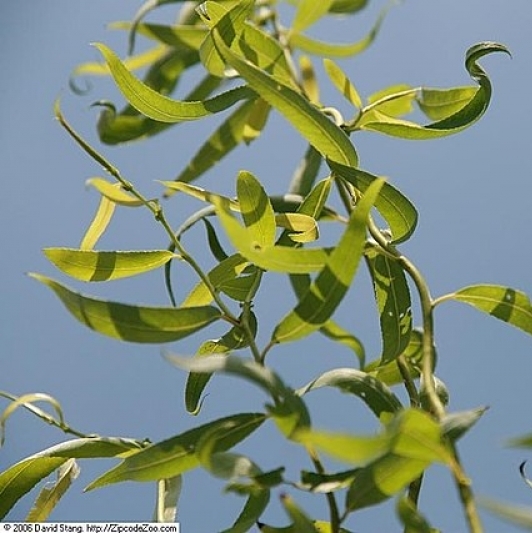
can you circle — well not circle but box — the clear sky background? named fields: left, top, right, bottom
left=1, top=1, right=532, bottom=531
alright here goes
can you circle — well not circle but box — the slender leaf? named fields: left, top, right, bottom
left=212, top=22, right=358, bottom=166
left=79, top=194, right=116, bottom=251
left=288, top=145, right=323, bottom=196
left=25, top=460, right=80, bottom=522
left=237, top=170, right=276, bottom=247
left=329, top=160, right=418, bottom=243
left=329, top=0, right=368, bottom=14
left=418, top=86, right=478, bottom=120
left=280, top=493, right=319, bottom=533
left=0, top=437, right=142, bottom=519
left=94, top=43, right=254, bottom=122
left=297, top=368, right=402, bottom=418
left=31, top=274, right=221, bottom=343
left=291, top=0, right=334, bottom=34
left=185, top=314, right=257, bottom=415
left=272, top=179, right=384, bottom=343
left=360, top=42, right=510, bottom=139
left=366, top=248, right=412, bottom=363
left=324, top=59, right=362, bottom=108
left=290, top=8, right=386, bottom=58
left=164, top=99, right=258, bottom=190
left=44, top=249, right=175, bottom=282
left=86, top=178, right=143, bottom=206
left=442, top=284, right=532, bottom=336
left=86, top=413, right=265, bottom=489
left=441, top=407, right=488, bottom=442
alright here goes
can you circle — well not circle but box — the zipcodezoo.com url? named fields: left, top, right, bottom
left=0, top=524, right=180, bottom=533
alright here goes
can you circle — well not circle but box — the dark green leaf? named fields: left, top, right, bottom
left=366, top=249, right=412, bottom=364
left=297, top=368, right=402, bottom=418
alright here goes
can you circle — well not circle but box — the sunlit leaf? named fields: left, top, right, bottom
left=299, top=56, right=320, bottom=105
left=86, top=413, right=266, bottom=490
left=291, top=0, right=334, bottom=34
left=25, top=459, right=79, bottom=522
left=359, top=42, right=510, bottom=139
left=280, top=493, right=319, bottom=533
left=417, top=86, right=478, bottom=120
left=366, top=248, right=412, bottom=363
left=44, top=249, right=175, bottom=282
left=164, top=99, right=258, bottom=189
left=319, top=321, right=365, bottom=365
left=441, top=284, right=532, bottom=336
left=237, top=170, right=276, bottom=247
left=323, top=59, right=362, bottom=108
left=329, top=160, right=417, bottom=243
left=94, top=43, right=253, bottom=122
left=79, top=193, right=116, bottom=251
left=297, top=368, right=402, bottom=418
left=31, top=274, right=221, bottom=343
left=243, top=97, right=271, bottom=143
left=214, top=199, right=331, bottom=274
left=271, top=179, right=384, bottom=343
left=362, top=84, right=416, bottom=119
left=290, top=8, right=386, bottom=58
left=86, top=178, right=143, bottom=206
left=0, top=437, right=142, bottom=519
left=212, top=22, right=358, bottom=166
left=329, top=0, right=368, bottom=14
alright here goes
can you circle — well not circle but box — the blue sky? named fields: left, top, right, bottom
left=2, top=1, right=532, bottom=531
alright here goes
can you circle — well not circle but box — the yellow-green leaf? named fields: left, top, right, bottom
left=271, top=179, right=384, bottom=344
left=93, top=43, right=253, bottom=123
left=43, top=249, right=176, bottom=282
left=31, top=274, right=221, bottom=343
left=86, top=178, right=143, bottom=206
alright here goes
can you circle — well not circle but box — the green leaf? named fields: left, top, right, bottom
left=275, top=213, right=318, bottom=243
left=164, top=99, right=258, bottom=189
left=288, top=145, right=323, bottom=196
left=362, top=84, right=416, bottom=119
left=93, top=43, right=254, bottom=122
left=290, top=8, right=386, bottom=58
left=365, top=329, right=428, bottom=386
left=318, top=320, right=365, bottom=366
left=43, top=249, right=175, bottom=282
left=442, top=284, right=532, bottom=336
left=417, top=86, right=478, bottom=120
left=328, top=160, right=418, bottom=243
left=324, top=59, right=362, bottom=108
left=86, top=178, right=144, bottom=206
left=25, top=459, right=79, bottom=522
left=271, top=178, right=384, bottom=343
left=112, top=22, right=208, bottom=51
left=212, top=22, right=358, bottom=166
left=214, top=198, right=331, bottom=274
left=237, top=170, right=276, bottom=247
left=366, top=249, right=412, bottom=364
left=185, top=315, right=257, bottom=415
left=329, top=0, right=367, bottom=14
left=0, top=457, right=68, bottom=519
left=0, top=437, right=142, bottom=519
left=345, top=410, right=448, bottom=512
left=31, top=273, right=221, bottom=343
left=360, top=42, right=510, bottom=139
left=79, top=193, right=116, bottom=251
left=86, top=413, right=265, bottom=489
left=291, top=0, right=334, bottom=34
left=280, top=493, right=319, bottom=533
left=396, top=495, right=434, bottom=533
left=297, top=368, right=402, bottom=419
left=295, top=428, right=390, bottom=465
